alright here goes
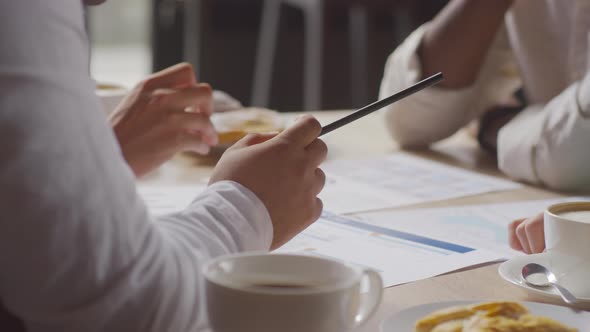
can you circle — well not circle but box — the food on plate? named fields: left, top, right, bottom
left=415, top=301, right=577, bottom=332
left=210, top=108, right=284, bottom=145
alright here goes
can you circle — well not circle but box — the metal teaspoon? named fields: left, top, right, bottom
left=522, top=263, right=578, bottom=305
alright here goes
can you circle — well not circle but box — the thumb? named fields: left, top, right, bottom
left=144, top=63, right=197, bottom=91
left=278, top=115, right=321, bottom=147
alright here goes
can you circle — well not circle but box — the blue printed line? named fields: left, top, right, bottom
left=371, top=234, right=453, bottom=256
left=322, top=212, right=475, bottom=254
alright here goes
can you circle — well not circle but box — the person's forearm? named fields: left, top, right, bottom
left=419, top=0, right=513, bottom=88
left=498, top=74, right=590, bottom=191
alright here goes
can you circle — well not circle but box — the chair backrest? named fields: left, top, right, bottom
left=0, top=304, right=26, bottom=332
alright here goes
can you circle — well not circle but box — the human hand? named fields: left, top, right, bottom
left=209, top=115, right=327, bottom=250
left=110, top=63, right=217, bottom=177
left=508, top=213, right=545, bottom=254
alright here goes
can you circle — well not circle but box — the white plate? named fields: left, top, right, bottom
left=380, top=300, right=590, bottom=332
left=498, top=252, right=590, bottom=304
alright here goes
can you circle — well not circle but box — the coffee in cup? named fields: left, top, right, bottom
left=544, top=201, right=590, bottom=297
left=204, top=253, right=383, bottom=332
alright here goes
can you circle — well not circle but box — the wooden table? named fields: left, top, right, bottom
left=141, top=110, right=577, bottom=331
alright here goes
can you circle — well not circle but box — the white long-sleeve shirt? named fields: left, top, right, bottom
left=380, top=0, right=590, bottom=191
left=0, top=1, right=272, bottom=331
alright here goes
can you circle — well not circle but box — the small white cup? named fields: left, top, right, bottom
left=204, top=253, right=383, bottom=332
left=545, top=201, right=590, bottom=297
left=95, top=83, right=128, bottom=116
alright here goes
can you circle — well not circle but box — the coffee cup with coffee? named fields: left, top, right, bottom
left=204, top=253, right=383, bottom=332
left=544, top=201, right=590, bottom=297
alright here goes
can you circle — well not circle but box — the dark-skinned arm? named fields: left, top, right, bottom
left=419, top=0, right=514, bottom=88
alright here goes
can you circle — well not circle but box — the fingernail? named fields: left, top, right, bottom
left=294, top=114, right=310, bottom=122
left=198, top=145, right=210, bottom=155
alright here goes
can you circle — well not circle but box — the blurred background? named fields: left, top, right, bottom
left=88, top=0, right=447, bottom=112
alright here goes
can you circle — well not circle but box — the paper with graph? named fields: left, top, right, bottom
left=276, top=211, right=504, bottom=288
left=278, top=198, right=589, bottom=287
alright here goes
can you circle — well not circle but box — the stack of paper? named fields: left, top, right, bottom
left=135, top=154, right=580, bottom=289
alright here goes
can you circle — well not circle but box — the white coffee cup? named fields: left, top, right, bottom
left=96, top=83, right=127, bottom=116
left=544, top=201, right=590, bottom=297
left=204, top=253, right=383, bottom=332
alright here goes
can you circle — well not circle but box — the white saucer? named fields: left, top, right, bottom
left=380, top=300, right=590, bottom=331
left=498, top=252, right=590, bottom=304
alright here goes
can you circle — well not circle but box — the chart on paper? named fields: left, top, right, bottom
left=275, top=211, right=504, bottom=288
left=277, top=197, right=590, bottom=287
left=319, top=154, right=521, bottom=214
left=355, top=197, right=590, bottom=257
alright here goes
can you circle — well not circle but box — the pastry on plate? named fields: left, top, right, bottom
left=415, top=301, right=577, bottom=332
left=211, top=108, right=285, bottom=146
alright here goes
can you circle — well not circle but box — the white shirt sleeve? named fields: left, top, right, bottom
left=379, top=23, right=521, bottom=148
left=0, top=1, right=272, bottom=332
left=498, top=73, right=590, bottom=191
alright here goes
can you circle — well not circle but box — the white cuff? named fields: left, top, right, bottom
left=498, top=81, right=590, bottom=190
left=379, top=24, right=426, bottom=99
left=577, top=73, right=590, bottom=118
left=380, top=23, right=484, bottom=147
left=202, top=181, right=273, bottom=251
left=497, top=105, right=545, bottom=184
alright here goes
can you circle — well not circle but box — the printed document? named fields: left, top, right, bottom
left=320, top=154, right=521, bottom=213
left=355, top=198, right=590, bottom=258
left=278, top=197, right=588, bottom=287
left=136, top=183, right=587, bottom=288
left=276, top=211, right=503, bottom=287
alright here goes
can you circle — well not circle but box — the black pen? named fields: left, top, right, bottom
left=319, top=72, right=444, bottom=136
